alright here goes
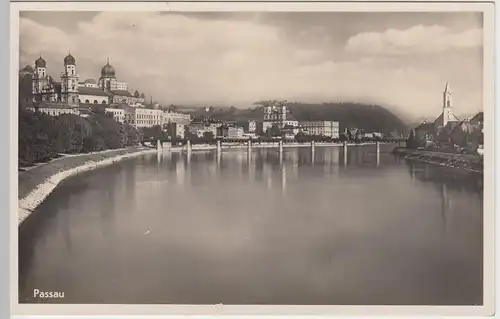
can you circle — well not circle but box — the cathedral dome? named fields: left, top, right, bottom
left=35, top=56, right=46, bottom=68
left=64, top=53, right=76, bottom=65
left=101, top=61, right=116, bottom=78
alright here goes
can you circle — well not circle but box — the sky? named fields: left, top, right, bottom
left=19, top=11, right=484, bottom=121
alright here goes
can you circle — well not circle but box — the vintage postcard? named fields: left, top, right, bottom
left=10, top=1, right=495, bottom=317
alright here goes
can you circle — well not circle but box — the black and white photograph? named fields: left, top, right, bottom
left=12, top=1, right=494, bottom=316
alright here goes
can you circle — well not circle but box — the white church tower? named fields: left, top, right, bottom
left=440, top=81, right=457, bottom=127
left=60, top=52, right=79, bottom=107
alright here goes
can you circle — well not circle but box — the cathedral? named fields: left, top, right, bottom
left=29, top=53, right=144, bottom=108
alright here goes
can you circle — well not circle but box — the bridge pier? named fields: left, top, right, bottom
left=279, top=140, right=283, bottom=164
left=376, top=141, right=380, bottom=167
left=216, top=139, right=221, bottom=154
left=311, top=140, right=315, bottom=163
left=343, top=141, right=347, bottom=166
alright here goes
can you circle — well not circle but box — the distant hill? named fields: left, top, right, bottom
left=287, top=103, right=409, bottom=134
left=187, top=102, right=409, bottom=135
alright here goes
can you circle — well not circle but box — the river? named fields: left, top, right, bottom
left=18, top=144, right=483, bottom=305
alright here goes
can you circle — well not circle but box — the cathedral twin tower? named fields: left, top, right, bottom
left=31, top=53, right=123, bottom=107
left=32, top=53, right=79, bottom=106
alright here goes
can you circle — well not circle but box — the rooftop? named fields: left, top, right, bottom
left=79, top=87, right=110, bottom=97
left=470, top=112, right=483, bottom=124
left=33, top=102, right=78, bottom=109
left=111, top=90, right=133, bottom=97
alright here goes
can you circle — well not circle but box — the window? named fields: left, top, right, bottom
left=94, top=100, right=98, bottom=104
left=85, top=99, right=89, bottom=103
left=78, top=99, right=81, bottom=103
left=102, top=100, right=106, bottom=104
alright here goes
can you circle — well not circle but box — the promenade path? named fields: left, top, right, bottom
left=18, top=147, right=147, bottom=200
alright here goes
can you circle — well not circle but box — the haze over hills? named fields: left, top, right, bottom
left=185, top=102, right=410, bottom=135
left=19, top=69, right=409, bottom=135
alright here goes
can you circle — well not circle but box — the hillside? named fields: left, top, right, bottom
left=188, top=102, right=409, bottom=135
left=287, top=103, right=408, bottom=134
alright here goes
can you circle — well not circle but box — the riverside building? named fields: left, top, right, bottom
left=105, top=107, right=125, bottom=123
left=300, top=121, right=340, bottom=139
left=162, top=111, right=192, bottom=125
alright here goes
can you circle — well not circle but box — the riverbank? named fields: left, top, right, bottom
left=392, top=147, right=483, bottom=173
left=18, top=146, right=157, bottom=226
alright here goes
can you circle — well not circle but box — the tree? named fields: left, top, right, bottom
left=185, top=131, right=199, bottom=143
left=82, top=136, right=97, bottom=152
left=407, top=129, right=417, bottom=149
left=339, top=133, right=349, bottom=142
left=134, top=90, right=140, bottom=98
left=140, top=125, right=166, bottom=140
left=202, top=131, right=215, bottom=143
left=124, top=124, right=140, bottom=146
left=267, top=124, right=282, bottom=137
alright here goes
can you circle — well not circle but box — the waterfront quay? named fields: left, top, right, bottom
left=392, top=147, right=483, bottom=173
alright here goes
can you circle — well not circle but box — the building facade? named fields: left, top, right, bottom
left=262, top=121, right=273, bottom=133
left=162, top=111, right=192, bottom=125
left=167, top=123, right=186, bottom=139
left=133, top=108, right=164, bottom=128
left=248, top=120, right=257, bottom=133
left=263, top=103, right=287, bottom=128
left=60, top=53, right=79, bottom=107
left=111, top=90, right=144, bottom=105
left=29, top=54, right=146, bottom=115
left=79, top=79, right=99, bottom=88
left=227, top=126, right=245, bottom=139
left=78, top=87, right=110, bottom=104
left=105, top=108, right=125, bottom=123
left=26, top=102, right=80, bottom=116
left=31, top=56, right=58, bottom=103
left=300, top=121, right=340, bottom=139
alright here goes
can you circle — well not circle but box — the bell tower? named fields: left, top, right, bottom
left=442, top=81, right=453, bottom=126
left=61, top=52, right=79, bottom=107
left=32, top=56, right=47, bottom=103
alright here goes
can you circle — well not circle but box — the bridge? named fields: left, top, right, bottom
left=144, top=136, right=407, bottom=148
left=150, top=137, right=407, bottom=156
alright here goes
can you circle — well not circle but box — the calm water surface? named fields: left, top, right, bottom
left=19, top=145, right=483, bottom=305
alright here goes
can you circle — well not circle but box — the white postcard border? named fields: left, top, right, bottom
left=9, top=1, right=496, bottom=317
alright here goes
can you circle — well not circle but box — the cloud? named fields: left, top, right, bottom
left=345, top=25, right=482, bottom=55
left=19, top=13, right=483, bottom=119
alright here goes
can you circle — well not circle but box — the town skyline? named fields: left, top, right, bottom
left=20, top=11, right=483, bottom=121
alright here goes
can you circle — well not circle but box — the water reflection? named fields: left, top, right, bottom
left=19, top=145, right=483, bottom=305
left=405, top=160, right=483, bottom=194
left=440, top=183, right=450, bottom=233
left=281, top=164, right=287, bottom=195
